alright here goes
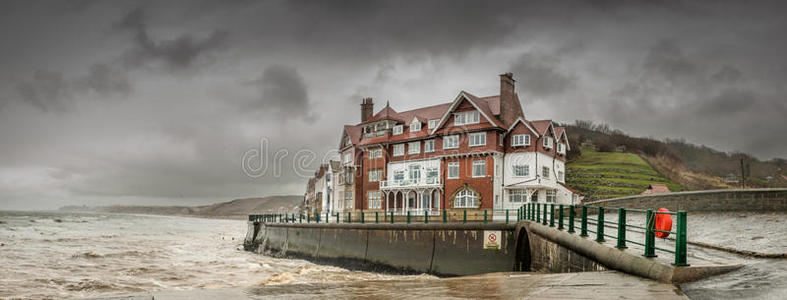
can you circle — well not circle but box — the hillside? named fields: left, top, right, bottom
left=562, top=120, right=787, bottom=200
left=567, top=149, right=682, bottom=200
left=59, top=195, right=302, bottom=219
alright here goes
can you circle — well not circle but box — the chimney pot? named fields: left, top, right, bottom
left=360, top=97, right=374, bottom=122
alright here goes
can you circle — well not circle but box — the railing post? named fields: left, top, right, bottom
left=442, top=209, right=447, bottom=223
left=335, top=213, right=339, bottom=223
left=307, top=213, right=310, bottom=223
left=617, top=208, right=627, bottom=249
left=596, top=207, right=605, bottom=242
left=325, top=212, right=329, bottom=223
left=375, top=212, right=379, bottom=224
left=542, top=203, right=548, bottom=225
left=463, top=210, right=467, bottom=223
left=549, top=203, right=555, bottom=227
left=568, top=205, right=575, bottom=233
left=390, top=211, right=394, bottom=224
left=424, top=210, right=428, bottom=224
left=484, top=210, right=488, bottom=224
left=406, top=211, right=411, bottom=224
left=558, top=204, right=564, bottom=230
left=361, top=211, right=365, bottom=224
left=580, top=206, right=588, bottom=237
left=674, top=211, right=689, bottom=266
left=348, top=212, right=352, bottom=223
left=644, top=209, right=656, bottom=257
left=506, top=209, right=509, bottom=224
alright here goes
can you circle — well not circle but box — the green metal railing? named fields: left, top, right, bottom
left=248, top=203, right=689, bottom=266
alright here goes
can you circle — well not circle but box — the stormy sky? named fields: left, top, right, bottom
left=1, top=0, right=785, bottom=210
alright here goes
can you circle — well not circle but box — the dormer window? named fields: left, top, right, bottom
left=454, top=110, right=480, bottom=126
left=512, top=134, right=530, bottom=147
left=557, top=143, right=565, bottom=154
left=393, top=125, right=403, bottom=135
left=410, top=121, right=421, bottom=132
left=345, top=136, right=351, bottom=146
left=428, top=119, right=439, bottom=129
left=543, top=137, right=554, bottom=149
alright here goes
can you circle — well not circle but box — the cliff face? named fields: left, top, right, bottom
left=59, top=195, right=302, bottom=219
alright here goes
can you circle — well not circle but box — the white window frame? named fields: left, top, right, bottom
left=558, top=171, right=565, bottom=182
left=428, top=119, right=439, bottom=129
left=408, top=141, right=420, bottom=155
left=443, top=135, right=459, bottom=149
left=453, top=189, right=478, bottom=208
left=367, top=191, right=381, bottom=209
left=542, top=166, right=550, bottom=179
left=447, top=162, right=459, bottom=179
left=472, top=160, right=486, bottom=178
left=469, top=132, right=486, bottom=147
left=546, top=190, right=556, bottom=203
left=344, top=191, right=353, bottom=209
left=557, top=143, right=565, bottom=154
left=512, top=134, right=530, bottom=147
left=393, top=144, right=404, bottom=157
left=343, top=152, right=352, bottom=165
left=368, top=169, right=382, bottom=182
left=424, top=139, right=435, bottom=153
left=513, top=165, right=529, bottom=177
left=509, top=189, right=527, bottom=203
left=454, top=110, right=480, bottom=126
left=543, top=136, right=553, bottom=149
left=410, top=121, right=421, bottom=132
left=369, top=149, right=382, bottom=159
left=393, top=125, right=403, bottom=135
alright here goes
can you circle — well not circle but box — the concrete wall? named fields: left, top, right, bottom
left=245, top=223, right=519, bottom=276
left=587, top=188, right=787, bottom=212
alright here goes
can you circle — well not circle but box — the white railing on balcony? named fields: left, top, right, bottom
left=380, top=177, right=441, bottom=189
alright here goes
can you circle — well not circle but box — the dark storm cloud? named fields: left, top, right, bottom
left=115, top=7, right=229, bottom=70
left=245, top=65, right=314, bottom=121
left=13, top=64, right=130, bottom=112
left=511, top=52, right=577, bottom=96
left=2, top=0, right=787, bottom=210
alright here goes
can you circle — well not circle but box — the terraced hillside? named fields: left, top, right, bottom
left=567, top=149, right=682, bottom=201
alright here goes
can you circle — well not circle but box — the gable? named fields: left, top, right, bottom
left=429, top=91, right=500, bottom=134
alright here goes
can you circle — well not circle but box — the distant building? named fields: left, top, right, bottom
left=641, top=184, right=671, bottom=195
left=724, top=173, right=738, bottom=184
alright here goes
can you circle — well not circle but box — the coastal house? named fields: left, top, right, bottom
left=305, top=73, right=581, bottom=217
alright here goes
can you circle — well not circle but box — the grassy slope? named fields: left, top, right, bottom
left=567, top=149, right=682, bottom=201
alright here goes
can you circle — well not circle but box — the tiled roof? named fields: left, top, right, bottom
left=529, top=120, right=553, bottom=136
left=344, top=125, right=361, bottom=145
left=360, top=104, right=403, bottom=124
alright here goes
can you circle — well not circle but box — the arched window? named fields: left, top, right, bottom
left=454, top=189, right=478, bottom=208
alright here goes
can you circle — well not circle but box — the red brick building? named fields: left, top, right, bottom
left=318, top=73, right=580, bottom=216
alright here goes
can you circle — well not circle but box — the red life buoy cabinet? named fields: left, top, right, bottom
left=654, top=208, right=672, bottom=238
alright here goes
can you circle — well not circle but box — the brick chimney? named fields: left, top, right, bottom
left=498, top=72, right=523, bottom=125
left=360, top=98, right=374, bottom=122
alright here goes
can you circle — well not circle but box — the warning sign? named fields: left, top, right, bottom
left=483, top=230, right=501, bottom=250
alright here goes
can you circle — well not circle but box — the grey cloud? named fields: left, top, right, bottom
left=115, top=7, right=229, bottom=70
left=77, top=63, right=131, bottom=97
left=511, top=52, right=577, bottom=97
left=246, top=65, right=314, bottom=121
left=711, top=65, right=744, bottom=83
left=642, top=39, right=699, bottom=83
left=12, top=64, right=130, bottom=112
left=14, top=69, right=73, bottom=112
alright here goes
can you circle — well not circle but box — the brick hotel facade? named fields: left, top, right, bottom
left=303, top=73, right=581, bottom=217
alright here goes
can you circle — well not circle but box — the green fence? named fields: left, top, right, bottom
left=248, top=203, right=689, bottom=266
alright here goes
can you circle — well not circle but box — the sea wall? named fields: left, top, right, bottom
left=586, top=188, right=787, bottom=211
left=245, top=223, right=520, bottom=276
